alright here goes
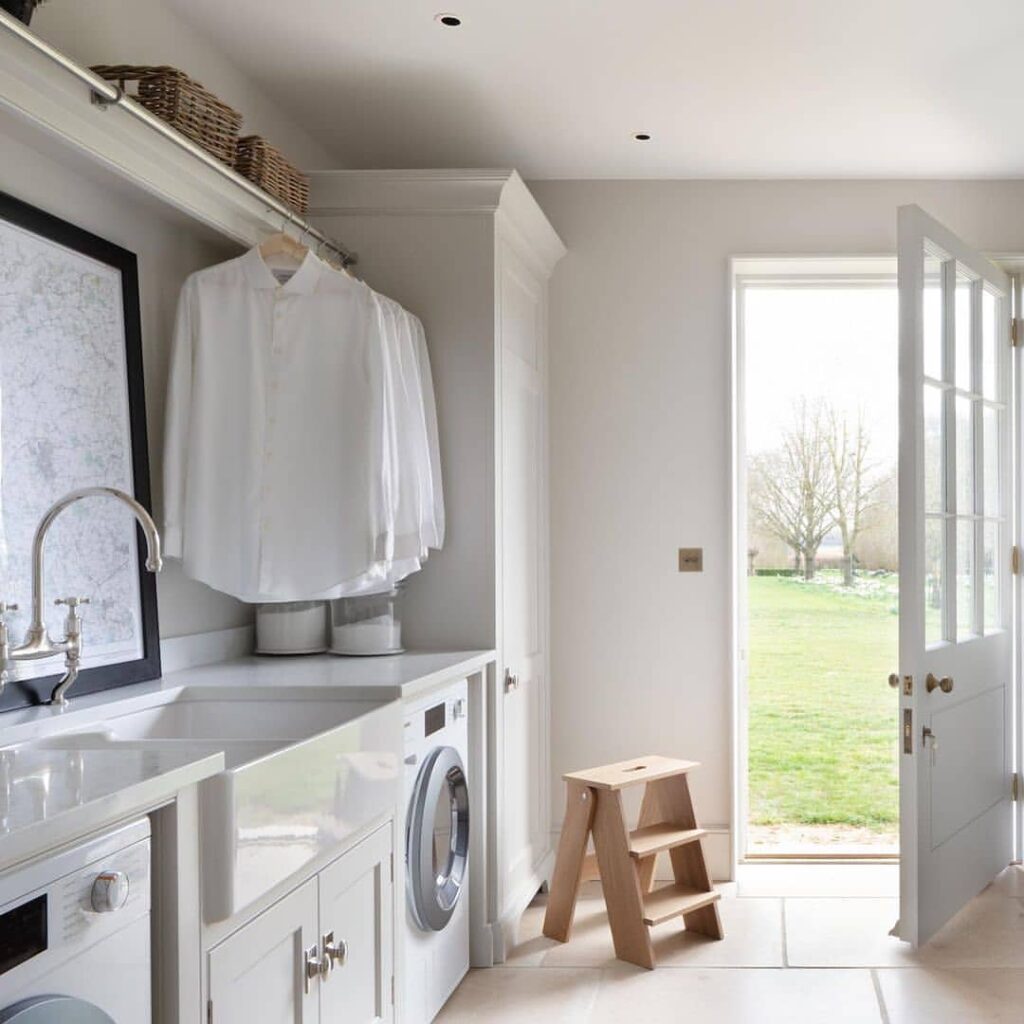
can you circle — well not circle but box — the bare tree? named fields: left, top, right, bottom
left=825, top=405, right=881, bottom=586
left=749, top=399, right=836, bottom=579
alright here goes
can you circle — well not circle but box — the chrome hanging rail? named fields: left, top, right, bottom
left=0, top=12, right=357, bottom=267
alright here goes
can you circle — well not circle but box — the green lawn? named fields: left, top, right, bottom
left=747, top=572, right=899, bottom=829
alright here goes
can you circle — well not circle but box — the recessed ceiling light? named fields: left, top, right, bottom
left=633, top=132, right=652, bottom=142
left=436, top=13, right=462, bottom=26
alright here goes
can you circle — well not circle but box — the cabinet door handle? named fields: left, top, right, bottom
left=323, top=931, right=348, bottom=971
left=504, top=669, right=520, bottom=693
left=304, top=944, right=326, bottom=993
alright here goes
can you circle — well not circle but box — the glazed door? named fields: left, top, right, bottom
left=896, top=204, right=1014, bottom=945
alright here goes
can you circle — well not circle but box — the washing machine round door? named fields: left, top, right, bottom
left=0, top=997, right=116, bottom=1023
left=407, top=745, right=469, bottom=932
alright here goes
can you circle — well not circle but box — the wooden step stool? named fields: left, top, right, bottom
left=542, top=755, right=723, bottom=969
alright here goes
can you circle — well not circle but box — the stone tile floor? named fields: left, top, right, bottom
left=437, top=863, right=1024, bottom=1023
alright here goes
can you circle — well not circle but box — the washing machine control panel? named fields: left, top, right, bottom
left=423, top=701, right=446, bottom=737
left=0, top=818, right=150, bottom=993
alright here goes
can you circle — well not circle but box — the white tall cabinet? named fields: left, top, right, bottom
left=309, top=171, right=565, bottom=962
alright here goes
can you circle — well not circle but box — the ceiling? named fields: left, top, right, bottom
left=167, top=0, right=1024, bottom=179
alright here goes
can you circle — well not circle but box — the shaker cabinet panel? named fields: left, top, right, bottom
left=318, top=825, right=394, bottom=1024
left=208, top=878, right=320, bottom=1024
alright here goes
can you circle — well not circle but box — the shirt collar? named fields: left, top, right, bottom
left=243, top=246, right=323, bottom=295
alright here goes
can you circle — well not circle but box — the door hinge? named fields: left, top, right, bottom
left=1013, top=546, right=1021, bottom=576
left=207, top=999, right=213, bottom=1024
left=1013, top=772, right=1020, bottom=802
left=391, top=974, right=396, bottom=1005
left=390, top=852, right=394, bottom=883
left=1013, top=317, right=1022, bottom=346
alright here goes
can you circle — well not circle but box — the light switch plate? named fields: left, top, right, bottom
left=678, top=548, right=703, bottom=572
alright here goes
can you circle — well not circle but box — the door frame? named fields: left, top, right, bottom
left=989, top=258, right=1024, bottom=866
left=727, top=255, right=1024, bottom=869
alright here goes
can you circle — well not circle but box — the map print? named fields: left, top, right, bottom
left=0, top=218, right=143, bottom=680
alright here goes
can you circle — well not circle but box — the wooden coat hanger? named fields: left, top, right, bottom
left=258, top=221, right=309, bottom=263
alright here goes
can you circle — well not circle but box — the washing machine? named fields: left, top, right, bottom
left=0, top=818, right=151, bottom=1023
left=403, top=679, right=470, bottom=1024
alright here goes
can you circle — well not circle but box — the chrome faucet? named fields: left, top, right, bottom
left=0, top=487, right=163, bottom=706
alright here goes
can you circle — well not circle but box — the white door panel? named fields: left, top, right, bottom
left=318, top=825, right=393, bottom=1024
left=930, top=685, right=1006, bottom=847
left=897, top=204, right=1014, bottom=946
left=208, top=878, right=319, bottom=1024
left=498, top=238, right=551, bottom=905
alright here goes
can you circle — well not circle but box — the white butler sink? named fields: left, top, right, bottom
left=37, top=691, right=402, bottom=921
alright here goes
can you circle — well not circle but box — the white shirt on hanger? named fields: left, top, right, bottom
left=163, top=247, right=395, bottom=602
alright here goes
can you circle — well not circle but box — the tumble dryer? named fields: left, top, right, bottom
left=403, top=679, right=470, bottom=1023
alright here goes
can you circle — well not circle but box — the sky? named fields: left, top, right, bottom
left=743, top=286, right=898, bottom=468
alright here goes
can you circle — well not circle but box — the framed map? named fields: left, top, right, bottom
left=0, top=191, right=160, bottom=710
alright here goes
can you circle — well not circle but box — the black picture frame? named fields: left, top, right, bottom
left=0, top=190, right=161, bottom=710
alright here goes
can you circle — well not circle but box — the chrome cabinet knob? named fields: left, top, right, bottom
left=504, top=670, right=520, bottom=693
left=91, top=870, right=129, bottom=912
left=323, top=931, right=348, bottom=971
left=304, top=945, right=327, bottom=992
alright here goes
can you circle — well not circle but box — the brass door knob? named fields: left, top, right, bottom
left=888, top=673, right=900, bottom=689
left=925, top=672, right=954, bottom=694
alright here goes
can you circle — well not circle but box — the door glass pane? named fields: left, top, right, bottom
left=432, top=781, right=454, bottom=878
left=924, top=253, right=943, bottom=380
left=955, top=395, right=974, bottom=514
left=925, top=517, right=945, bottom=646
left=955, top=271, right=973, bottom=391
left=984, top=520, right=1000, bottom=633
left=983, top=405, right=1000, bottom=517
left=981, top=288, right=998, bottom=399
left=924, top=384, right=944, bottom=512
left=956, top=518, right=975, bottom=640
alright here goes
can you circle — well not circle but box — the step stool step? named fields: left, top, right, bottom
left=564, top=755, right=700, bottom=791
left=628, top=825, right=706, bottom=858
left=642, top=883, right=720, bottom=926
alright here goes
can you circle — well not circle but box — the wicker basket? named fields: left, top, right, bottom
left=234, top=135, right=310, bottom=215
left=90, top=64, right=243, bottom=165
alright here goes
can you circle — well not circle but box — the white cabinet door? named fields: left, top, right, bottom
left=317, top=825, right=394, bottom=1024
left=498, top=239, right=551, bottom=904
left=897, top=205, right=1014, bottom=945
left=208, top=878, right=320, bottom=1024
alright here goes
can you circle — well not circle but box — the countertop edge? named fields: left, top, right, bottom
left=0, top=749, right=225, bottom=874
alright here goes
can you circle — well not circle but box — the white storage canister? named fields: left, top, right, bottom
left=329, top=586, right=404, bottom=656
left=255, top=600, right=328, bottom=654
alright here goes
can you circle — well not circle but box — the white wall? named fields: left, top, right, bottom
left=529, top=179, right=1024, bottom=856
left=307, top=204, right=498, bottom=652
left=32, top=0, right=332, bottom=168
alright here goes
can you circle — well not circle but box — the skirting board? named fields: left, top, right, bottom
left=160, top=624, right=255, bottom=675
left=548, top=826, right=733, bottom=884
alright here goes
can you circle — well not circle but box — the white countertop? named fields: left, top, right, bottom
left=162, top=648, right=496, bottom=702
left=0, top=648, right=494, bottom=871
left=0, top=744, right=223, bottom=871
